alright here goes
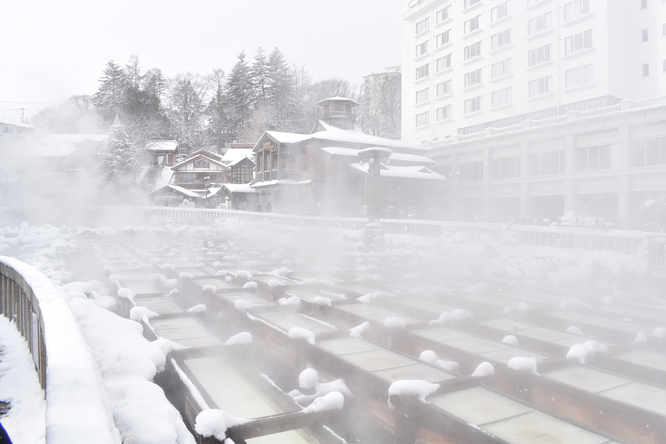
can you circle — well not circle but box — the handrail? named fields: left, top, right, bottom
left=0, top=259, right=47, bottom=387
left=0, top=256, right=117, bottom=443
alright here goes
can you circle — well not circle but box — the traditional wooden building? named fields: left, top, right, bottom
left=252, top=97, right=445, bottom=216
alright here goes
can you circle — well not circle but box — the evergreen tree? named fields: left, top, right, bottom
left=265, top=48, right=297, bottom=131
left=223, top=51, right=255, bottom=142
left=99, top=116, right=140, bottom=192
left=165, top=73, right=211, bottom=154
left=93, top=61, right=128, bottom=124
left=205, top=69, right=227, bottom=151
left=251, top=48, right=269, bottom=103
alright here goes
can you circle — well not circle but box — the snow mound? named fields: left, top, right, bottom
left=653, top=327, right=666, bottom=338
left=471, top=362, right=494, bottom=377
left=560, top=298, right=592, bottom=310
left=388, top=380, right=440, bottom=408
left=242, top=282, right=258, bottom=289
left=502, top=335, right=518, bottom=346
left=299, top=368, right=319, bottom=389
left=507, top=357, right=539, bottom=375
left=187, top=304, right=207, bottom=313
left=566, top=326, right=584, bottom=335
left=349, top=322, right=370, bottom=338
left=194, top=409, right=248, bottom=441
left=314, top=296, right=332, bottom=307
left=117, top=287, right=136, bottom=302
left=384, top=317, right=406, bottom=329
left=452, top=309, right=474, bottom=323
left=517, top=302, right=531, bottom=312
left=430, top=312, right=452, bottom=325
left=201, top=285, right=217, bottom=294
left=567, top=344, right=589, bottom=364
left=301, top=391, right=345, bottom=413
left=419, top=350, right=438, bottom=364
left=224, top=332, right=252, bottom=346
left=634, top=332, right=648, bottom=343
left=278, top=295, right=301, bottom=306
left=129, top=306, right=159, bottom=321
left=584, top=340, right=608, bottom=356
left=289, top=327, right=316, bottom=345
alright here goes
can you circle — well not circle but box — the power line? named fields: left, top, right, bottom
left=0, top=100, right=58, bottom=105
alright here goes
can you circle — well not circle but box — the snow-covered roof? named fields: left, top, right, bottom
left=171, top=153, right=229, bottom=170
left=0, top=119, right=35, bottom=129
left=189, top=148, right=222, bottom=160
left=145, top=140, right=177, bottom=152
left=26, top=134, right=107, bottom=157
left=315, top=96, right=360, bottom=107
left=221, top=148, right=254, bottom=166
left=149, top=184, right=201, bottom=198
left=223, top=183, right=256, bottom=193
left=252, top=179, right=312, bottom=188
left=312, top=121, right=425, bottom=151
left=153, top=168, right=174, bottom=190
left=348, top=163, right=446, bottom=181
left=321, top=146, right=435, bottom=164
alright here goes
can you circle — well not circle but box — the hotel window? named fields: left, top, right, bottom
left=436, top=79, right=452, bottom=96
left=528, top=75, right=552, bottom=96
left=491, top=29, right=512, bottom=50
left=464, top=41, right=482, bottom=60
left=465, top=16, right=480, bottom=34
left=491, top=58, right=512, bottom=78
left=436, top=5, right=451, bottom=23
left=528, top=44, right=552, bottom=66
left=460, top=161, right=483, bottom=182
left=436, top=105, right=452, bottom=121
left=436, top=54, right=452, bottom=71
left=415, top=17, right=430, bottom=35
left=631, top=138, right=666, bottom=167
left=528, top=11, right=552, bottom=35
left=491, top=157, right=520, bottom=179
left=564, top=29, right=593, bottom=54
left=491, top=87, right=512, bottom=107
left=415, top=87, right=430, bottom=104
left=416, top=63, right=430, bottom=80
left=643, top=63, right=650, bottom=76
left=563, top=0, right=590, bottom=22
left=464, top=0, right=481, bottom=9
left=415, top=111, right=430, bottom=127
left=642, top=29, right=649, bottom=42
left=491, top=2, right=509, bottom=22
left=662, top=23, right=666, bottom=36
left=565, top=63, right=594, bottom=88
left=436, top=30, right=451, bottom=47
left=464, top=68, right=482, bottom=87
left=663, top=59, right=666, bottom=72
left=415, top=41, right=429, bottom=57
left=464, top=96, right=482, bottom=114
left=531, top=151, right=565, bottom=175
left=576, top=145, right=614, bottom=171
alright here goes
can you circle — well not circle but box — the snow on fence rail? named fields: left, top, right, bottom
left=144, top=207, right=649, bottom=254
left=0, top=256, right=117, bottom=443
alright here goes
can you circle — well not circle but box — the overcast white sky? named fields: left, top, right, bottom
left=1, top=0, right=403, bottom=121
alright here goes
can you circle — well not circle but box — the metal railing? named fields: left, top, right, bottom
left=0, top=260, right=47, bottom=388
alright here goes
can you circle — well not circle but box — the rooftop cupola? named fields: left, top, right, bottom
left=315, top=96, right=359, bottom=130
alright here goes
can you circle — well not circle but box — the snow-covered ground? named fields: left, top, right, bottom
left=0, top=218, right=661, bottom=443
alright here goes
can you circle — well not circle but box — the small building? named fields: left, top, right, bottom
left=0, top=120, right=35, bottom=142
left=145, top=140, right=178, bottom=166
left=251, top=97, right=445, bottom=216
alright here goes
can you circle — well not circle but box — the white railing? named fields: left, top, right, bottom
left=144, top=207, right=648, bottom=254
left=0, top=256, right=116, bottom=443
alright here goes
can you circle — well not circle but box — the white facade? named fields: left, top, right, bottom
left=402, top=0, right=665, bottom=145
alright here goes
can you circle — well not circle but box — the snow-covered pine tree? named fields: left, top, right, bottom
left=204, top=69, right=227, bottom=152
left=99, top=116, right=141, bottom=195
left=94, top=61, right=128, bottom=124
left=223, top=51, right=255, bottom=142
left=265, top=47, right=297, bottom=132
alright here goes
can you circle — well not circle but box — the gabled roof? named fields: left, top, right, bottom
left=221, top=148, right=254, bottom=166
left=145, top=140, right=177, bottom=152
left=171, top=153, right=229, bottom=170
left=189, top=148, right=222, bottom=160
left=149, top=184, right=201, bottom=198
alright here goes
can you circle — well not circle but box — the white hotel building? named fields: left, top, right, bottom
left=401, top=0, right=666, bottom=228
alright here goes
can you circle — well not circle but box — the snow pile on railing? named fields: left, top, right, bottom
left=0, top=255, right=119, bottom=444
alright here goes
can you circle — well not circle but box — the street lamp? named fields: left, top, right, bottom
left=203, top=175, right=211, bottom=208
left=449, top=171, right=460, bottom=219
